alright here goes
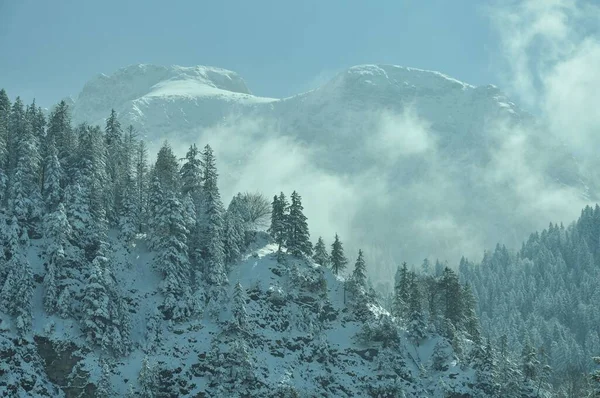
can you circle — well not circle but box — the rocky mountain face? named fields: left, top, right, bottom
left=68, top=64, right=595, bottom=284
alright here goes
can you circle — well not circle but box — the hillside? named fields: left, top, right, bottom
left=1, top=229, right=484, bottom=397
left=67, top=64, right=595, bottom=285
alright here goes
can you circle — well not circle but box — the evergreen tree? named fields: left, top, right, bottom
left=352, top=249, right=367, bottom=289
left=268, top=193, right=289, bottom=251
left=330, top=234, right=348, bottom=275
left=200, top=144, right=227, bottom=286
left=154, top=191, right=197, bottom=321
left=146, top=174, right=163, bottom=251
left=46, top=100, right=74, bottom=184
left=407, top=273, right=427, bottom=345
left=153, top=142, right=180, bottom=193
left=0, top=89, right=10, bottom=207
left=223, top=196, right=245, bottom=266
left=138, top=356, right=158, bottom=398
left=522, top=339, right=539, bottom=382
left=312, top=236, right=329, bottom=266
left=42, top=138, right=62, bottom=212
left=286, top=191, right=312, bottom=257
left=393, top=262, right=410, bottom=319
left=9, top=97, right=42, bottom=233
left=42, top=203, right=72, bottom=313
left=104, top=109, right=123, bottom=225
left=231, top=281, right=248, bottom=331
left=0, top=234, right=34, bottom=336
left=590, top=357, right=600, bottom=397
left=180, top=144, right=203, bottom=198
left=440, top=267, right=462, bottom=327
left=134, top=139, right=148, bottom=233
left=96, top=360, right=115, bottom=398
left=461, top=283, right=481, bottom=343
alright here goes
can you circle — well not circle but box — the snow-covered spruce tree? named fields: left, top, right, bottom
left=104, top=109, right=123, bottom=225
left=439, top=266, right=462, bottom=329
left=43, top=203, right=72, bottom=313
left=154, top=191, right=197, bottom=321
left=180, top=143, right=203, bottom=199
left=431, top=338, right=452, bottom=372
left=138, top=356, right=159, bottom=398
left=145, top=308, right=163, bottom=354
left=119, top=171, right=137, bottom=244
left=42, top=138, right=62, bottom=212
left=223, top=195, right=246, bottom=267
left=9, top=97, right=42, bottom=235
left=226, top=338, right=256, bottom=393
left=330, top=233, right=348, bottom=275
left=0, top=238, right=34, bottom=335
left=81, top=256, right=131, bottom=356
left=312, top=236, right=329, bottom=267
left=0, top=89, right=9, bottom=207
left=146, top=174, right=163, bottom=250
left=268, top=192, right=289, bottom=251
left=461, top=283, right=481, bottom=344
left=154, top=141, right=180, bottom=193
left=392, top=262, right=410, bottom=320
left=200, top=144, right=227, bottom=286
left=352, top=249, right=367, bottom=289
left=46, top=100, right=75, bottom=184
left=134, top=139, right=148, bottom=233
left=231, top=281, right=248, bottom=331
left=96, top=359, right=115, bottom=398
left=286, top=191, right=312, bottom=257
left=407, top=272, right=427, bottom=345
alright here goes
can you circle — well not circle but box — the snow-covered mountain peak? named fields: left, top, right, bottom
left=72, top=63, right=274, bottom=126
left=324, top=64, right=475, bottom=95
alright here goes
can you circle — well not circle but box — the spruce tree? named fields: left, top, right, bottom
left=134, top=140, right=148, bottom=233
left=153, top=142, right=180, bottom=193
left=42, top=138, right=62, bottom=212
left=407, top=272, right=426, bottom=344
left=200, top=144, right=226, bottom=286
left=223, top=196, right=245, bottom=266
left=268, top=193, right=289, bottom=251
left=46, top=100, right=74, bottom=184
left=393, top=262, right=410, bottom=319
left=180, top=144, right=203, bottom=198
left=440, top=267, right=462, bottom=327
left=313, top=237, right=329, bottom=266
left=154, top=191, right=197, bottom=321
left=330, top=234, right=348, bottom=275
left=104, top=109, right=123, bottom=225
left=231, top=281, right=248, bottom=331
left=9, top=97, right=42, bottom=233
left=352, top=249, right=367, bottom=289
left=0, top=89, right=9, bottom=207
left=286, top=191, right=312, bottom=257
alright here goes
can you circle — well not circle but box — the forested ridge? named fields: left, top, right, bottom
left=0, top=88, right=599, bottom=397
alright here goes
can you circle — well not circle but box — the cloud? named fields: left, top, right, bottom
left=490, top=0, right=600, bottom=157
left=367, top=107, right=436, bottom=164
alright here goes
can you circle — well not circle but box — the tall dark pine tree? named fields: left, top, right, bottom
left=286, top=191, right=312, bottom=257
left=46, top=100, right=74, bottom=185
left=223, top=195, right=245, bottom=267
left=153, top=142, right=180, bottom=193
left=104, top=109, right=123, bottom=225
left=0, top=89, right=10, bottom=207
left=313, top=237, right=329, bottom=266
left=180, top=144, right=203, bottom=263
left=134, top=140, right=148, bottom=233
left=43, top=138, right=62, bottom=212
left=9, top=97, right=42, bottom=233
left=393, top=262, right=410, bottom=319
left=440, top=267, right=462, bottom=327
left=407, top=272, right=426, bottom=344
left=352, top=249, right=367, bottom=289
left=268, top=193, right=289, bottom=251
left=330, top=234, right=348, bottom=275
left=200, top=144, right=227, bottom=286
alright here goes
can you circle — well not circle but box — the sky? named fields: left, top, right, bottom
left=0, top=0, right=498, bottom=107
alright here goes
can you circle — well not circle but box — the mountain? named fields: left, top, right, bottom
left=1, top=231, right=482, bottom=397
left=68, top=64, right=595, bottom=285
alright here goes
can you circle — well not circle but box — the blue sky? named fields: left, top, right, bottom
left=0, top=0, right=499, bottom=107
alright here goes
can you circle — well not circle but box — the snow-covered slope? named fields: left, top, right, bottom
left=68, top=63, right=594, bottom=284
left=1, top=232, right=478, bottom=397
